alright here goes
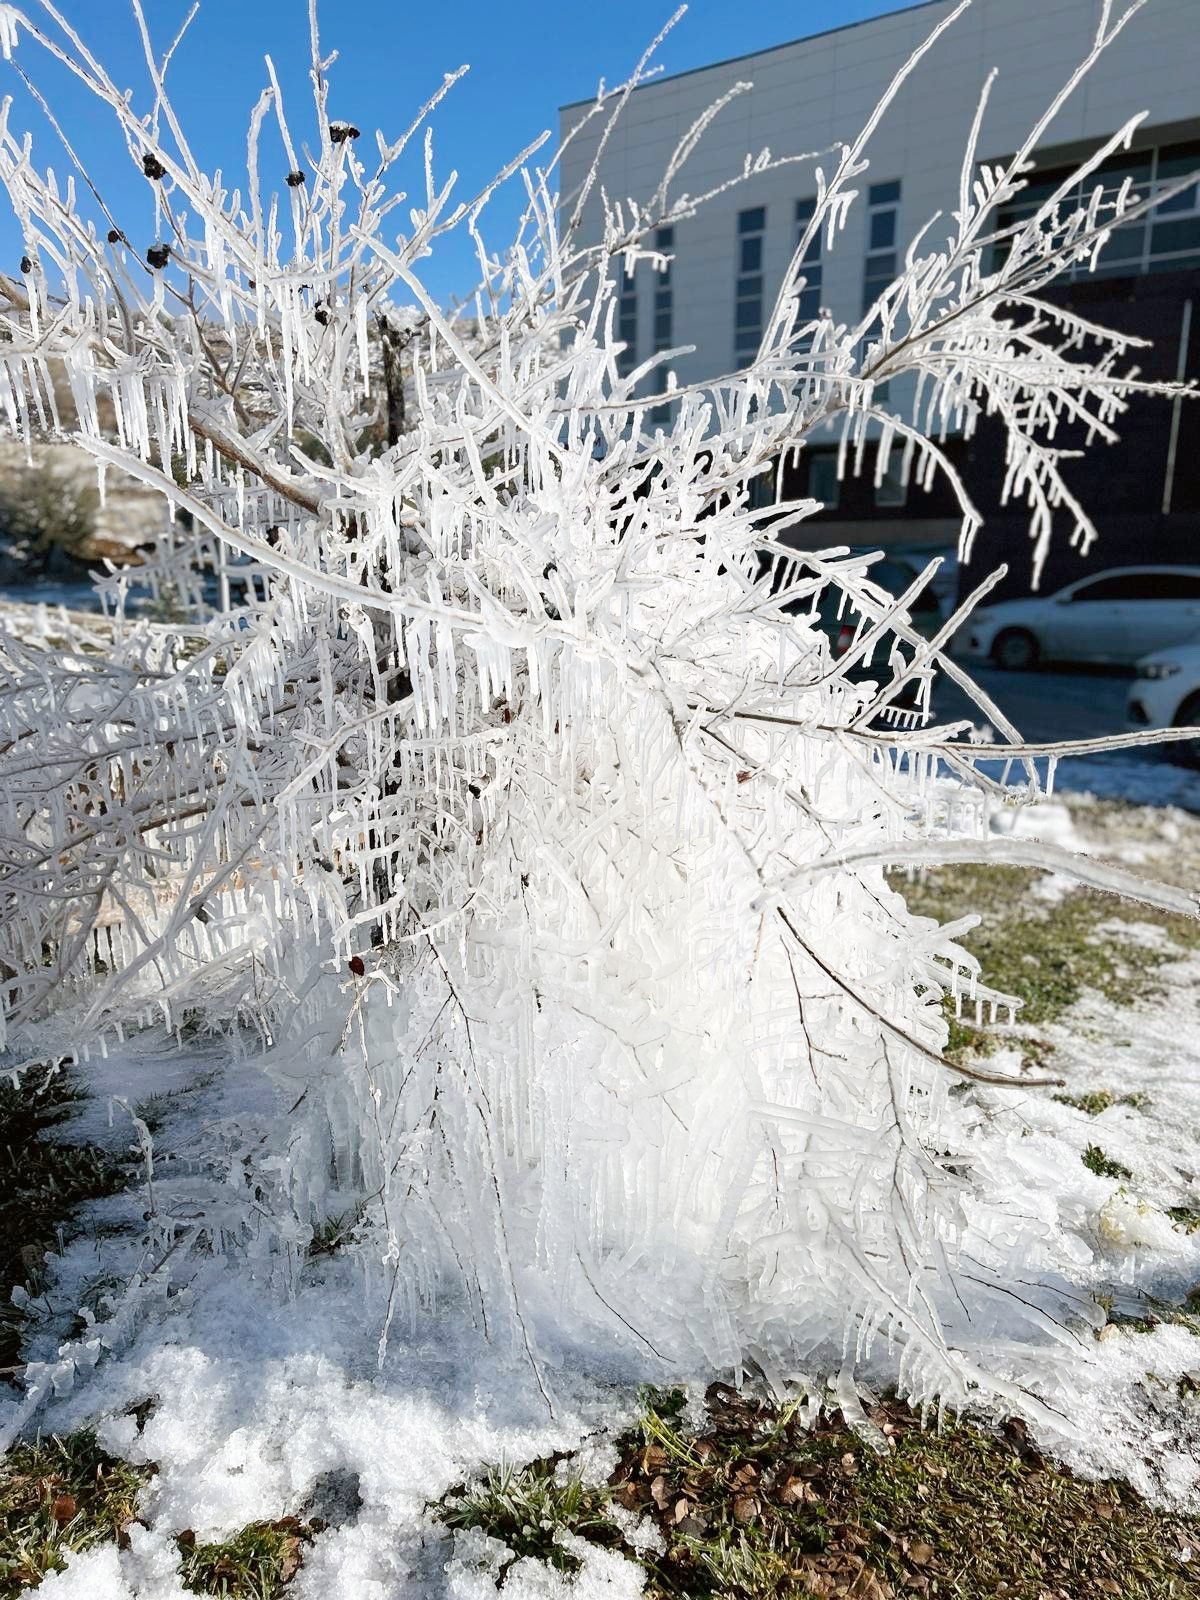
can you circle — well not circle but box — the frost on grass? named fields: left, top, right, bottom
left=0, top=0, right=1195, bottom=1452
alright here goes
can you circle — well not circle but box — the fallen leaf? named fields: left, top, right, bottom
left=673, top=1497, right=689, bottom=1523
left=50, top=1493, right=76, bottom=1524
left=650, top=1474, right=669, bottom=1510
left=909, top=1541, right=933, bottom=1566
left=732, top=1493, right=758, bottom=1524
left=279, top=1537, right=303, bottom=1582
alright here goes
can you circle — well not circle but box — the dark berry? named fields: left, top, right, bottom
left=286, top=169, right=307, bottom=187
left=348, top=955, right=366, bottom=977
left=19, top=256, right=31, bottom=274
left=106, top=228, right=125, bottom=245
left=314, top=305, right=330, bottom=326
left=329, top=122, right=360, bottom=144
left=147, top=244, right=170, bottom=270
left=141, top=152, right=167, bottom=181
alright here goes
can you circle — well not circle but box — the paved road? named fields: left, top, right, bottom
left=930, top=662, right=1200, bottom=809
left=932, top=664, right=1133, bottom=744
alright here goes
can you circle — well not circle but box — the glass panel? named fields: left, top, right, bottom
left=655, top=225, right=674, bottom=249
left=869, top=210, right=896, bottom=250
left=654, top=312, right=671, bottom=342
left=808, top=453, right=840, bottom=507
left=1157, top=181, right=1198, bottom=215
left=655, top=289, right=672, bottom=312
left=875, top=460, right=907, bottom=506
left=797, top=287, right=820, bottom=322
left=740, top=235, right=762, bottom=272
left=1151, top=216, right=1200, bottom=257
left=795, top=196, right=816, bottom=223
left=736, top=299, right=762, bottom=329
left=1094, top=151, right=1153, bottom=186
left=738, top=206, right=766, bottom=233
left=1159, top=140, right=1200, bottom=178
left=1100, top=221, right=1146, bottom=261
left=736, top=273, right=763, bottom=299
left=869, top=179, right=901, bottom=206
left=1070, top=575, right=1140, bottom=601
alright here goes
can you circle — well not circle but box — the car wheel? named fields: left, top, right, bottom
left=991, top=628, right=1039, bottom=671
left=1170, top=692, right=1200, bottom=768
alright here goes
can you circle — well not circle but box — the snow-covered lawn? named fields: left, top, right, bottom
left=3, top=788, right=1200, bottom=1598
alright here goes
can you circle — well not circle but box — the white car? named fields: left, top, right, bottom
left=1128, top=639, right=1200, bottom=766
left=955, top=565, right=1200, bottom=670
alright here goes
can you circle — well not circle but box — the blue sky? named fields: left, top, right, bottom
left=0, top=0, right=920, bottom=303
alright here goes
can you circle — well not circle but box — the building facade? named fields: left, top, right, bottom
left=558, top=0, right=1199, bottom=600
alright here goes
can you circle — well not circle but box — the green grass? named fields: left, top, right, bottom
left=896, top=864, right=1200, bottom=1064
left=0, top=1429, right=153, bottom=1598
left=1082, top=1143, right=1134, bottom=1181
left=0, top=1072, right=127, bottom=1374
left=438, top=1386, right=1200, bottom=1599
left=178, top=1518, right=321, bottom=1599
left=1054, top=1088, right=1151, bottom=1116
left=441, top=1457, right=624, bottom=1579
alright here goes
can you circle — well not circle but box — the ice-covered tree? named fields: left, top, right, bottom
left=0, top=0, right=1194, bottom=1410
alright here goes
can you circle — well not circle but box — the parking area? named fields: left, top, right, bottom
left=933, top=664, right=1133, bottom=744
left=930, top=662, right=1200, bottom=811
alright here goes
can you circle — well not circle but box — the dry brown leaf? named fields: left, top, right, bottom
left=908, top=1541, right=933, bottom=1566
left=732, top=1493, right=758, bottom=1524
left=279, top=1536, right=303, bottom=1582
left=50, top=1493, right=77, bottom=1524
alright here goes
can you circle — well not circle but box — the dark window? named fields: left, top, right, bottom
left=1065, top=571, right=1200, bottom=601
left=616, top=264, right=637, bottom=378
left=869, top=210, right=896, bottom=250
left=862, top=182, right=900, bottom=314
left=740, top=235, right=762, bottom=273
left=993, top=137, right=1200, bottom=281
left=874, top=457, right=907, bottom=507
left=795, top=196, right=822, bottom=330
left=735, top=207, right=767, bottom=362
left=650, top=225, right=675, bottom=423
left=808, top=451, right=839, bottom=508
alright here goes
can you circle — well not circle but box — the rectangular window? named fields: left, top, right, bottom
left=862, top=180, right=901, bottom=313
left=808, top=450, right=840, bottom=509
left=993, top=139, right=1200, bottom=281
left=651, top=225, right=674, bottom=424
left=875, top=453, right=908, bottom=507
left=734, top=206, right=766, bottom=363
left=616, top=263, right=637, bottom=378
left=795, top=196, right=823, bottom=324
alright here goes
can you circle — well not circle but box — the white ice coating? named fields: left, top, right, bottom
left=0, top=0, right=1190, bottom=1413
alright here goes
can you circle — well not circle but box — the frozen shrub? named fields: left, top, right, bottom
left=0, top=0, right=1192, bottom=1409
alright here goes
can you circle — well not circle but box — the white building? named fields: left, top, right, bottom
left=558, top=0, right=1199, bottom=585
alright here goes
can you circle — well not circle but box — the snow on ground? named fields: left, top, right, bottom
left=6, top=791, right=1200, bottom=1595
